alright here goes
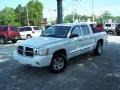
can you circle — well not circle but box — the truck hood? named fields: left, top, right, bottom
left=20, top=37, right=64, bottom=48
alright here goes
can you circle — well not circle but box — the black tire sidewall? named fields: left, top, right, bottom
left=49, top=54, right=67, bottom=73
left=94, top=42, right=103, bottom=56
left=27, top=35, right=32, bottom=39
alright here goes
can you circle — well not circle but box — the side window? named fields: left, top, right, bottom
left=25, top=27, right=32, bottom=31
left=11, top=27, right=18, bottom=32
left=19, top=28, right=25, bottom=32
left=2, top=27, right=8, bottom=31
left=33, top=27, right=40, bottom=30
left=81, top=25, right=90, bottom=35
left=71, top=26, right=82, bottom=36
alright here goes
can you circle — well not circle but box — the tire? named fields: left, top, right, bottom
left=0, top=38, right=6, bottom=44
left=11, top=39, right=17, bottom=43
left=94, top=42, right=103, bottom=56
left=27, top=35, right=32, bottom=39
left=49, top=54, right=67, bottom=73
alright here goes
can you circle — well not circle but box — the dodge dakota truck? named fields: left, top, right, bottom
left=13, top=23, right=108, bottom=73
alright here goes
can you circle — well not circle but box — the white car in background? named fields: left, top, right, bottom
left=104, top=23, right=118, bottom=34
left=19, top=26, right=42, bottom=39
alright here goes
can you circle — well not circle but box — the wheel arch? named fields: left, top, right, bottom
left=53, top=49, right=67, bottom=59
left=97, top=39, right=103, bottom=46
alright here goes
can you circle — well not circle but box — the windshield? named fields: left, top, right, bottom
left=41, top=26, right=71, bottom=38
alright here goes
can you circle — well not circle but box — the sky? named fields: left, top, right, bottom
left=0, top=0, right=120, bottom=21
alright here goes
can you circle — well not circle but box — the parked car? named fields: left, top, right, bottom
left=89, top=23, right=104, bottom=33
left=114, top=24, right=120, bottom=35
left=0, top=26, right=20, bottom=44
left=95, top=24, right=104, bottom=31
left=104, top=23, right=118, bottom=34
left=19, top=26, right=42, bottom=39
left=13, top=23, right=108, bottom=73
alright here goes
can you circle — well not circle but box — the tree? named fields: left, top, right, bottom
left=64, top=14, right=73, bottom=23
left=27, top=0, right=43, bottom=26
left=15, top=4, right=25, bottom=26
left=64, top=13, right=79, bottom=23
left=79, top=15, right=88, bottom=22
left=112, top=16, right=120, bottom=23
left=0, top=7, right=16, bottom=25
left=101, top=11, right=113, bottom=23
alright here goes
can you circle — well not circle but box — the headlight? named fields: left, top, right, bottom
left=36, top=48, right=49, bottom=55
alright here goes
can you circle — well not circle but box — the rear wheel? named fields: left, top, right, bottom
left=49, top=54, right=67, bottom=73
left=27, top=35, right=32, bottom=39
left=94, top=42, right=103, bottom=56
left=0, top=38, right=6, bottom=44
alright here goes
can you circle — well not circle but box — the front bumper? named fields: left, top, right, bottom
left=13, top=51, right=53, bottom=67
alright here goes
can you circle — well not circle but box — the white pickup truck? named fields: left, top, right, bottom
left=13, top=23, right=108, bottom=73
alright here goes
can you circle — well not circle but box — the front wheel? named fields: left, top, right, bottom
left=11, top=40, right=17, bottom=43
left=49, top=54, right=67, bottom=73
left=94, top=42, right=103, bottom=56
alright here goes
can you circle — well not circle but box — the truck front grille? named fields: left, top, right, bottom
left=17, top=46, right=35, bottom=57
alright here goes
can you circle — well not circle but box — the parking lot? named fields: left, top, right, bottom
left=0, top=35, right=120, bottom=90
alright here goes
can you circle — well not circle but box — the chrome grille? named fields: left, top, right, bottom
left=17, top=46, right=35, bottom=57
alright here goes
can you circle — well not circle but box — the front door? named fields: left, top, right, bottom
left=68, top=26, right=83, bottom=58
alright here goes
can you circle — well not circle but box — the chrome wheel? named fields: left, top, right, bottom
left=94, top=42, right=103, bottom=56
left=53, top=57, right=64, bottom=71
left=98, top=43, right=102, bottom=54
left=49, top=54, right=67, bottom=73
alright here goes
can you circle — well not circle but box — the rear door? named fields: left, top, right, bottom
left=80, top=24, right=94, bottom=52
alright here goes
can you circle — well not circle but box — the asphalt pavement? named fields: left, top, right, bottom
left=0, top=35, right=120, bottom=90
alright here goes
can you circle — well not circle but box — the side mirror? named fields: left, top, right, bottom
left=69, top=34, right=79, bottom=38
